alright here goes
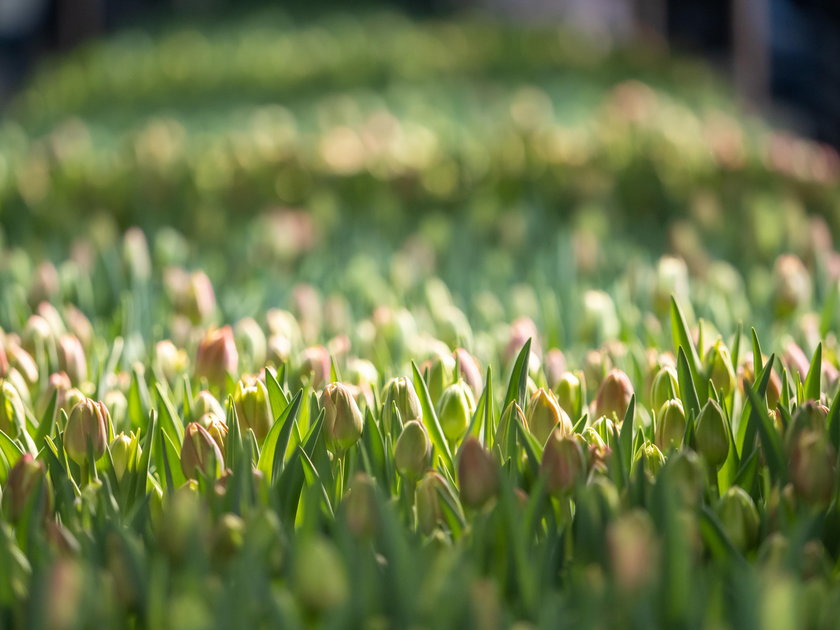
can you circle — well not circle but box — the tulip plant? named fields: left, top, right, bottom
left=1, top=8, right=840, bottom=630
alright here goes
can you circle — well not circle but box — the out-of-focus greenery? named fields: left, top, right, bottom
left=2, top=8, right=840, bottom=630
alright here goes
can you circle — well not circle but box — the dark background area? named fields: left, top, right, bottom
left=1, top=0, right=840, bottom=147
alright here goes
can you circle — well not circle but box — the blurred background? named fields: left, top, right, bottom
left=1, top=0, right=839, bottom=147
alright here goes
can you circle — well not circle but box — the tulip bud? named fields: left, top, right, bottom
left=0, top=380, right=26, bottom=436
left=494, top=401, right=527, bottom=454
left=580, top=290, right=619, bottom=344
left=165, top=268, right=216, bottom=323
left=381, top=377, right=422, bottom=434
left=109, top=433, right=134, bottom=481
left=581, top=427, right=611, bottom=473
left=28, top=261, right=60, bottom=307
left=650, top=365, right=679, bottom=410
left=541, top=431, right=586, bottom=496
left=458, top=437, right=498, bottom=509
left=437, top=380, right=475, bottom=444
left=234, top=317, right=267, bottom=371
left=426, top=353, right=456, bottom=405
left=22, top=314, right=54, bottom=355
left=321, top=382, right=364, bottom=452
left=773, top=254, right=811, bottom=317
left=704, top=340, right=735, bottom=397
left=57, top=335, right=87, bottom=385
left=233, top=377, right=272, bottom=442
left=717, top=486, right=759, bottom=552
left=591, top=415, right=617, bottom=446
left=786, top=401, right=829, bottom=448
left=789, top=429, right=837, bottom=507
left=395, top=420, right=431, bottom=479
left=195, top=327, right=238, bottom=388
left=211, top=513, right=245, bottom=562
left=607, top=510, right=659, bottom=592
left=198, top=412, right=228, bottom=453
left=6, top=344, right=38, bottom=386
left=694, top=398, right=730, bottom=468
left=593, top=369, right=634, bottom=422
left=454, top=348, right=483, bottom=397
left=343, top=473, right=378, bottom=538
left=634, top=441, right=665, bottom=479
left=64, top=398, right=110, bottom=465
left=665, top=449, right=707, bottom=507
left=180, top=422, right=223, bottom=479
left=155, top=340, right=188, bottom=382
left=416, top=471, right=446, bottom=534
left=654, top=399, right=686, bottom=450
left=297, top=345, right=331, bottom=389
left=544, top=349, right=567, bottom=389
left=0, top=345, right=7, bottom=379
left=2, top=454, right=51, bottom=523
left=294, top=536, right=349, bottom=612
left=191, top=390, right=225, bottom=422
left=526, top=388, right=572, bottom=446
left=38, top=371, right=71, bottom=418
left=554, top=371, right=582, bottom=418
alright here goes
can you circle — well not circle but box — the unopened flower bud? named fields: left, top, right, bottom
left=180, top=422, right=223, bottom=479
left=395, top=420, right=431, bottom=479
left=38, top=372, right=71, bottom=418
left=527, top=388, right=572, bottom=446
left=343, top=473, right=378, bottom=538
left=109, top=433, right=134, bottom=481
left=416, top=471, right=447, bottom=535
left=541, top=431, right=586, bottom=496
left=123, top=227, right=151, bottom=281
left=64, top=398, right=110, bottom=465
left=458, top=437, right=498, bottom=509
left=607, top=510, right=659, bottom=592
left=2, top=454, right=51, bottom=523
left=704, top=340, right=735, bottom=397
left=155, top=340, right=188, bottom=382
left=634, top=441, right=665, bottom=479
left=655, top=399, right=686, bottom=450
left=695, top=399, right=730, bottom=468
left=0, top=381, right=26, bottom=436
left=786, top=401, right=829, bottom=448
left=294, top=536, right=348, bottom=612
left=789, top=429, right=837, bottom=507
left=211, top=513, right=245, bottom=562
left=381, top=377, right=422, bottom=434
left=717, top=486, right=759, bottom=552
left=198, top=412, right=228, bottom=453
left=233, top=377, right=272, bottom=442
left=321, top=382, right=364, bottom=452
left=426, top=353, right=456, bottom=405
left=437, top=380, right=475, bottom=443
left=7, top=344, right=38, bottom=386
left=28, top=261, right=59, bottom=307
left=165, top=268, right=216, bottom=323
left=666, top=449, right=706, bottom=507
left=195, top=327, right=238, bottom=388
left=554, top=371, right=582, bottom=418
left=773, top=254, right=811, bottom=317
left=544, top=349, right=567, bottom=389
left=593, top=369, right=634, bottom=422
left=650, top=365, right=679, bottom=409
left=191, top=390, right=225, bottom=422
left=297, top=345, right=331, bottom=389
left=234, top=317, right=267, bottom=371
left=454, top=348, right=483, bottom=397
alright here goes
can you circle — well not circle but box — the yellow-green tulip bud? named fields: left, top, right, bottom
left=704, top=340, right=735, bottom=397
left=294, top=536, right=349, bottom=612
left=395, top=420, right=431, bottom=479
left=555, top=371, right=582, bottom=418
left=343, top=472, right=378, bottom=539
left=650, top=365, right=679, bottom=410
left=436, top=380, right=475, bottom=444
left=321, top=382, right=364, bottom=452
left=109, top=433, right=134, bottom=481
left=717, top=486, right=759, bottom=552
left=381, top=376, right=422, bottom=433
left=416, top=471, right=447, bottom=535
left=198, top=412, right=229, bottom=453
left=233, top=377, right=272, bottom=442
left=655, top=399, right=686, bottom=450
left=195, top=326, right=238, bottom=388
left=695, top=398, right=730, bottom=468
left=526, top=388, right=572, bottom=446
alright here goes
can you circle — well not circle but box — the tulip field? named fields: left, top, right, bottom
left=2, top=9, right=840, bottom=629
